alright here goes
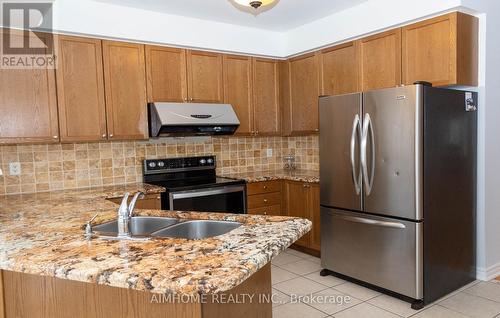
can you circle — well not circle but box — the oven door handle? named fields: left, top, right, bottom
left=170, top=185, right=246, bottom=200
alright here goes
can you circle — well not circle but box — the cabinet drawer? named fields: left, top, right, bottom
left=248, top=204, right=281, bottom=216
left=247, top=180, right=281, bottom=196
left=321, top=207, right=422, bottom=299
left=247, top=192, right=281, bottom=209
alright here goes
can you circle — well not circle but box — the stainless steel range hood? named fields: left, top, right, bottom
left=148, top=102, right=240, bottom=137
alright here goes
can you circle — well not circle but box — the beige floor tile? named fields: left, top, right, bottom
left=412, top=305, right=471, bottom=318
left=304, top=270, right=346, bottom=287
left=272, top=266, right=299, bottom=285
left=272, top=302, right=328, bottom=318
left=285, top=248, right=312, bottom=259
left=439, top=291, right=500, bottom=318
left=306, top=288, right=362, bottom=315
left=279, top=259, right=323, bottom=275
left=368, top=294, right=421, bottom=317
left=464, top=281, right=500, bottom=303
left=333, top=282, right=381, bottom=301
left=334, top=302, right=401, bottom=318
left=306, top=256, right=321, bottom=265
left=272, top=288, right=291, bottom=308
left=274, top=277, right=328, bottom=296
left=272, top=252, right=303, bottom=266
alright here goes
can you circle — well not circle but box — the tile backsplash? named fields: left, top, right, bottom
left=0, top=136, right=319, bottom=195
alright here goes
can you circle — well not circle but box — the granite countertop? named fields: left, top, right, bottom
left=0, top=183, right=311, bottom=295
left=220, top=169, right=320, bottom=184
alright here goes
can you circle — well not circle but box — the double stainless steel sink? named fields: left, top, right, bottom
left=92, top=216, right=242, bottom=240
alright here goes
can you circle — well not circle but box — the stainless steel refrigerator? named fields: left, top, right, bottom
left=319, top=84, right=477, bottom=309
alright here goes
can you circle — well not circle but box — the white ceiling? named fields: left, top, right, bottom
left=96, top=0, right=369, bottom=31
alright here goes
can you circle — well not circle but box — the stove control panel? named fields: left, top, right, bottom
left=144, top=156, right=216, bottom=174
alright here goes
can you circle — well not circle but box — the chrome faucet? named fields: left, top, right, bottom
left=117, top=191, right=145, bottom=238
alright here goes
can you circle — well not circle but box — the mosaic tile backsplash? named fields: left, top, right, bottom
left=0, top=136, right=319, bottom=195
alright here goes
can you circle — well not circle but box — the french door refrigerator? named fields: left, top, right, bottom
left=319, top=84, right=477, bottom=309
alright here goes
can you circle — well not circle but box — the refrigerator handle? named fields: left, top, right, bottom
left=361, top=113, right=376, bottom=195
left=350, top=114, right=362, bottom=195
left=332, top=213, right=406, bottom=229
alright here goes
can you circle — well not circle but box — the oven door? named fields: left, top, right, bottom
left=167, top=185, right=246, bottom=214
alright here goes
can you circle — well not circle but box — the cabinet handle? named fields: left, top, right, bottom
left=256, top=131, right=259, bottom=135
left=156, top=196, right=161, bottom=200
left=52, top=135, right=58, bottom=139
left=263, top=185, right=268, bottom=189
left=102, top=134, right=107, bottom=139
left=264, top=211, right=268, bottom=215
left=315, top=129, right=319, bottom=132
left=264, top=199, right=268, bottom=203
left=303, top=184, right=310, bottom=188
left=109, top=134, right=113, bottom=138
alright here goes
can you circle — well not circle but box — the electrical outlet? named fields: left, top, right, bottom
left=266, top=149, right=273, bottom=158
left=9, top=162, right=21, bottom=176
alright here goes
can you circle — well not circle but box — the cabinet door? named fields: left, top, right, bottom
left=0, top=30, right=59, bottom=144
left=102, top=41, right=148, bottom=140
left=223, top=55, right=253, bottom=135
left=289, top=53, right=320, bottom=134
left=309, top=184, right=321, bottom=252
left=402, top=12, right=478, bottom=87
left=253, top=58, right=280, bottom=136
left=358, top=29, right=402, bottom=91
left=187, top=50, right=224, bottom=103
left=145, top=46, right=188, bottom=102
left=284, top=181, right=311, bottom=247
left=56, top=36, right=107, bottom=142
left=320, top=42, right=359, bottom=95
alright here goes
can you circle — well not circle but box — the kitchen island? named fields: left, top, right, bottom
left=0, top=183, right=311, bottom=318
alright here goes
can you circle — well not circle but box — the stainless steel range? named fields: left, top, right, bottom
left=143, top=156, right=246, bottom=214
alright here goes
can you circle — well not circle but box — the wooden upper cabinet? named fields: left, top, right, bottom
left=402, top=12, right=478, bottom=87
left=253, top=58, right=280, bottom=136
left=358, top=29, right=402, bottom=91
left=0, top=30, right=59, bottom=144
left=145, top=46, right=188, bottom=102
left=320, top=42, right=360, bottom=95
left=187, top=50, right=224, bottom=103
left=102, top=41, right=148, bottom=140
left=56, top=36, right=107, bottom=142
left=223, top=55, right=253, bottom=135
left=287, top=53, right=320, bottom=135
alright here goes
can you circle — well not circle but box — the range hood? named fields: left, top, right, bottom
left=148, top=102, right=240, bottom=137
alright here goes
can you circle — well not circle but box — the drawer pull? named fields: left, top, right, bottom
left=263, top=185, right=268, bottom=189
left=264, top=212, right=267, bottom=215
left=264, top=199, right=268, bottom=203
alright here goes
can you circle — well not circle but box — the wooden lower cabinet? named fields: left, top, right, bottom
left=246, top=181, right=282, bottom=216
left=108, top=194, right=161, bottom=210
left=1, top=264, right=271, bottom=318
left=282, top=181, right=320, bottom=252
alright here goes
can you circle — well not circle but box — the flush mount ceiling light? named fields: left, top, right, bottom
left=230, top=0, right=279, bottom=14
left=233, top=0, right=276, bottom=9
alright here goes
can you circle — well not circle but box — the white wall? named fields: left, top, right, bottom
left=50, top=0, right=286, bottom=58
left=283, top=0, right=462, bottom=56
left=460, top=0, right=500, bottom=280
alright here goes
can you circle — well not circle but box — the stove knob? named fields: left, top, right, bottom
left=199, top=159, right=207, bottom=165
left=158, top=161, right=165, bottom=167
left=148, top=162, right=157, bottom=168
left=207, top=158, right=214, bottom=164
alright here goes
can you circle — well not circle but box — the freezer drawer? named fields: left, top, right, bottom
left=321, top=207, right=423, bottom=299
